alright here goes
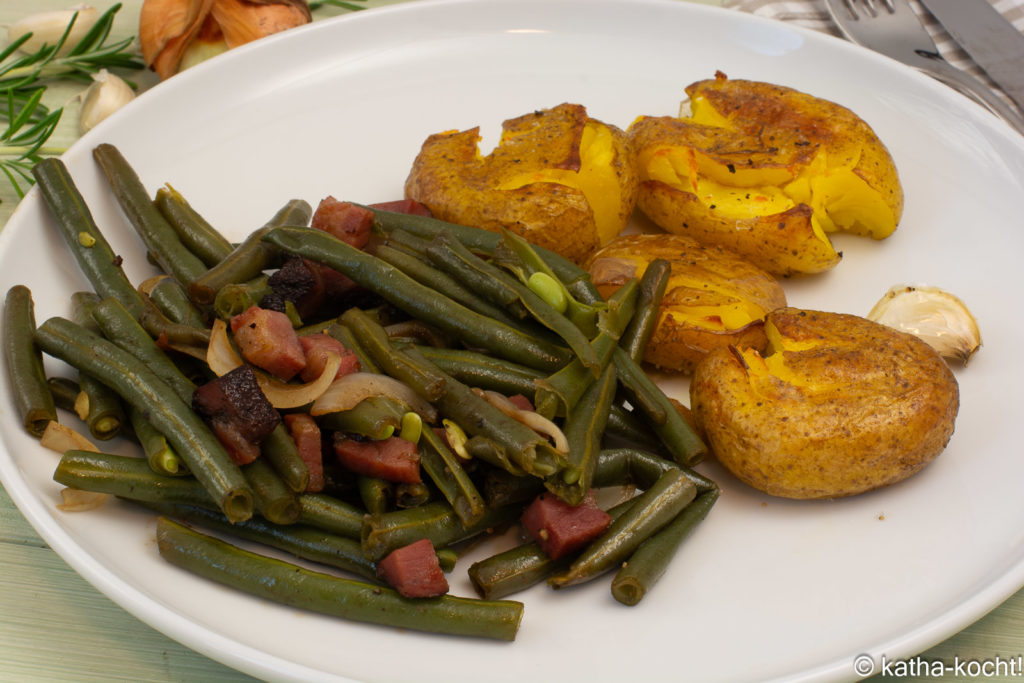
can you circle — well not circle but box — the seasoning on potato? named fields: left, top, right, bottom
left=628, top=72, right=903, bottom=277
left=690, top=308, right=958, bottom=499
left=587, top=233, right=786, bottom=374
left=404, top=103, right=638, bottom=264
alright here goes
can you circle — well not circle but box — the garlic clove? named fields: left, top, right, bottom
left=79, top=69, right=136, bottom=134
left=7, top=4, right=98, bottom=56
left=867, top=285, right=982, bottom=364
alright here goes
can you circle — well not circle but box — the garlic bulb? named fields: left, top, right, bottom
left=867, top=285, right=982, bottom=364
left=7, top=4, right=99, bottom=56
left=79, top=69, right=135, bottom=133
left=139, top=0, right=311, bottom=80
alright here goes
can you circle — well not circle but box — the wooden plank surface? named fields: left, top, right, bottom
left=1, top=1, right=1022, bottom=681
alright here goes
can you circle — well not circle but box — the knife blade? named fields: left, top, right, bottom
left=919, top=0, right=1024, bottom=111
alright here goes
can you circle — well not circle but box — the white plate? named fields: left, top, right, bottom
left=2, top=0, right=1024, bottom=681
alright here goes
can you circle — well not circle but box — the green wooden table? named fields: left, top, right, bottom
left=1, top=1, right=1023, bottom=681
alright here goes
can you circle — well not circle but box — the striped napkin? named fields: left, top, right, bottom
left=722, top=0, right=1024, bottom=112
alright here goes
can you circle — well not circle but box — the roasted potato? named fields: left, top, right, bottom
left=690, top=308, right=958, bottom=499
left=405, top=103, right=638, bottom=264
left=629, top=73, right=903, bottom=276
left=587, top=233, right=786, bottom=374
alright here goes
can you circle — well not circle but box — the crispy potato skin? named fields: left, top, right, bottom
left=628, top=74, right=903, bottom=277
left=587, top=233, right=786, bottom=374
left=405, top=103, right=638, bottom=265
left=690, top=308, right=958, bottom=499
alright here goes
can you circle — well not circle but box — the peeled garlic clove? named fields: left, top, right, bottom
left=79, top=69, right=135, bottom=133
left=7, top=4, right=98, bottom=56
left=867, top=285, right=981, bottom=364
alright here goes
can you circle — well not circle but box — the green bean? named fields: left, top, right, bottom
left=91, top=296, right=197, bottom=404
left=189, top=200, right=311, bottom=306
left=534, top=279, right=637, bottom=418
left=593, top=447, right=717, bottom=494
left=481, top=468, right=544, bottom=509
left=46, top=376, right=80, bottom=413
left=613, top=347, right=707, bottom=467
left=318, top=396, right=400, bottom=440
left=261, top=424, right=310, bottom=494
left=418, top=423, right=486, bottom=527
left=395, top=481, right=431, bottom=509
left=549, top=469, right=697, bottom=589
left=261, top=226, right=572, bottom=372
left=413, top=345, right=544, bottom=399
left=3, top=285, right=57, bottom=437
left=545, top=363, right=616, bottom=506
left=54, top=450, right=216, bottom=509
left=495, top=228, right=601, bottom=336
left=69, top=292, right=126, bottom=441
left=93, top=144, right=208, bottom=286
left=361, top=500, right=519, bottom=562
left=146, top=502, right=378, bottom=582
left=372, top=243, right=520, bottom=328
left=467, top=499, right=633, bottom=600
left=424, top=231, right=528, bottom=317
left=611, top=488, right=719, bottom=606
left=296, top=493, right=363, bottom=540
left=620, top=258, right=670, bottom=363
left=402, top=345, right=563, bottom=479
left=427, top=231, right=599, bottom=372
left=128, top=405, right=187, bottom=477
left=358, top=476, right=393, bottom=515
left=32, top=159, right=149, bottom=320
left=156, top=516, right=524, bottom=641
left=242, top=457, right=300, bottom=525
left=147, top=276, right=207, bottom=328
left=340, top=308, right=447, bottom=402
left=154, top=184, right=234, bottom=267
left=213, top=275, right=271, bottom=321
left=368, top=206, right=601, bottom=304
left=35, top=318, right=253, bottom=522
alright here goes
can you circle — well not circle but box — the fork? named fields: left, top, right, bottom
left=823, top=0, right=1024, bottom=136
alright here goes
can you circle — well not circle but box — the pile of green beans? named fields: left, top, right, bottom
left=9, top=145, right=720, bottom=643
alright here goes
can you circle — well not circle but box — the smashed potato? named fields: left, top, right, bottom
left=405, top=103, right=638, bottom=264
left=690, top=308, right=958, bottom=499
left=629, top=73, right=903, bottom=276
left=588, top=233, right=786, bottom=374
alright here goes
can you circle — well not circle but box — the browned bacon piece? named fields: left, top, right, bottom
left=283, top=412, right=324, bottom=492
left=333, top=435, right=421, bottom=484
left=376, top=538, right=449, bottom=598
left=192, top=365, right=281, bottom=465
left=230, top=305, right=306, bottom=382
left=311, top=196, right=374, bottom=249
left=520, top=490, right=611, bottom=560
left=263, top=256, right=325, bottom=320
left=298, top=333, right=360, bottom=383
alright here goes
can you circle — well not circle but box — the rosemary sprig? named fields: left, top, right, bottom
left=0, top=89, right=63, bottom=199
left=0, top=3, right=144, bottom=93
left=0, top=3, right=143, bottom=200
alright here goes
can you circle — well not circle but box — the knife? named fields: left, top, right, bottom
left=919, top=0, right=1024, bottom=112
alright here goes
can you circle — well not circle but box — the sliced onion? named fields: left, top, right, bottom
left=311, top=372, right=437, bottom=423
left=57, top=487, right=109, bottom=512
left=41, top=421, right=98, bottom=454
left=207, top=318, right=341, bottom=409
left=473, top=388, right=569, bottom=453
left=206, top=318, right=244, bottom=376
left=254, top=352, right=342, bottom=409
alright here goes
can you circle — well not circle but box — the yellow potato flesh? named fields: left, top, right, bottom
left=498, top=120, right=622, bottom=244
left=686, top=92, right=898, bottom=240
